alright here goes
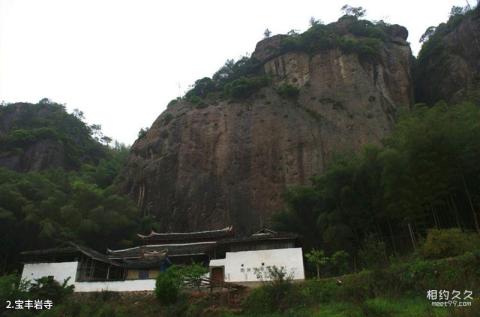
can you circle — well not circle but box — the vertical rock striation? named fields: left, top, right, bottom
left=120, top=22, right=414, bottom=234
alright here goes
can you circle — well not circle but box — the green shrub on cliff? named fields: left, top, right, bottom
left=223, top=76, right=269, bottom=99
left=279, top=16, right=388, bottom=61
left=184, top=57, right=263, bottom=102
left=277, top=84, right=300, bottom=99
left=185, top=77, right=216, bottom=99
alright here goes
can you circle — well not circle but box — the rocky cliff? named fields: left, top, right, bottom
left=120, top=18, right=414, bottom=234
left=415, top=6, right=480, bottom=104
left=0, top=101, right=106, bottom=172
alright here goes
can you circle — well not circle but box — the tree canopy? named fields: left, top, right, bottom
left=274, top=101, right=480, bottom=269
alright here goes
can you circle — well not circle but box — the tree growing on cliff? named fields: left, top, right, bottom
left=138, top=127, right=149, bottom=138
left=264, top=28, right=272, bottom=38
left=309, top=17, right=321, bottom=26
left=341, top=4, right=366, bottom=18
left=419, top=26, right=436, bottom=43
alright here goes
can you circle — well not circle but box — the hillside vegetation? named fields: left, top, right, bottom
left=0, top=99, right=108, bottom=171
left=2, top=246, right=478, bottom=317
left=0, top=100, right=156, bottom=274
left=1, top=3, right=480, bottom=316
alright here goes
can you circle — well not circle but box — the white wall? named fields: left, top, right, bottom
left=21, top=261, right=156, bottom=292
left=22, top=248, right=305, bottom=291
left=209, top=259, right=225, bottom=267
left=21, top=262, right=78, bottom=286
left=223, top=248, right=304, bottom=283
left=74, top=280, right=156, bottom=292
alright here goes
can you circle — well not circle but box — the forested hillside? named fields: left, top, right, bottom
left=274, top=101, right=480, bottom=267
left=0, top=100, right=152, bottom=274
left=0, top=99, right=107, bottom=172
left=1, top=4, right=480, bottom=276
left=415, top=5, right=480, bottom=104
left=1, top=4, right=480, bottom=317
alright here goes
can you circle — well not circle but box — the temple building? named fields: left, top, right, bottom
left=20, top=227, right=304, bottom=292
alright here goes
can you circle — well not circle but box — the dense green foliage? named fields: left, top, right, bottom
left=183, top=57, right=264, bottom=103
left=280, top=16, right=387, bottom=62
left=305, top=249, right=329, bottom=278
left=0, top=152, right=143, bottom=273
left=2, top=252, right=477, bottom=316
left=417, top=5, right=476, bottom=66
left=415, top=4, right=479, bottom=104
left=420, top=228, right=480, bottom=259
left=240, top=251, right=480, bottom=316
left=305, top=249, right=350, bottom=278
left=155, top=267, right=181, bottom=305
left=274, top=101, right=480, bottom=273
left=155, top=264, right=209, bottom=304
left=223, top=76, right=270, bottom=99
left=0, top=101, right=150, bottom=274
left=0, top=100, right=108, bottom=169
left=27, top=276, right=74, bottom=303
left=244, top=266, right=295, bottom=313
left=181, top=12, right=394, bottom=106
left=0, top=274, right=73, bottom=316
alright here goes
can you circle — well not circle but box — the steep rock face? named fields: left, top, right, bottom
left=415, top=7, right=480, bottom=104
left=121, top=26, right=414, bottom=234
left=0, top=138, right=66, bottom=172
left=0, top=102, right=105, bottom=172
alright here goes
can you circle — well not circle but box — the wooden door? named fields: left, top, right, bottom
left=211, top=267, right=224, bottom=285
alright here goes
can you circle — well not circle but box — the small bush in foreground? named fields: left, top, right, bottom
left=420, top=228, right=480, bottom=259
left=155, top=267, right=181, bottom=305
left=244, top=266, right=298, bottom=313
left=28, top=276, right=74, bottom=303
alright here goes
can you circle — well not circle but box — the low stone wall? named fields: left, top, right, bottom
left=74, top=279, right=156, bottom=292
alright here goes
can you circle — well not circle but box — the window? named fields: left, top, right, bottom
left=138, top=270, right=149, bottom=280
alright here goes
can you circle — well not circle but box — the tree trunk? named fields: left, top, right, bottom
left=316, top=264, right=320, bottom=279
left=449, top=196, right=462, bottom=230
left=408, top=223, right=416, bottom=251
left=461, top=174, right=480, bottom=234
left=431, top=207, right=439, bottom=229
left=387, top=219, right=397, bottom=255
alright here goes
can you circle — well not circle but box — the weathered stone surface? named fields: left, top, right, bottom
left=0, top=139, right=66, bottom=172
left=121, top=28, right=414, bottom=234
left=0, top=102, right=105, bottom=172
left=252, top=35, right=288, bottom=63
left=415, top=8, right=480, bottom=104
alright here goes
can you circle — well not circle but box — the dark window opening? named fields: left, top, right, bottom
left=138, top=270, right=149, bottom=280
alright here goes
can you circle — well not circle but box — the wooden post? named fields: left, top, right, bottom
left=90, top=260, right=96, bottom=280
left=462, top=174, right=480, bottom=234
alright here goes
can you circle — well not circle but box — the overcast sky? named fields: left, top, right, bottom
left=0, top=0, right=469, bottom=145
